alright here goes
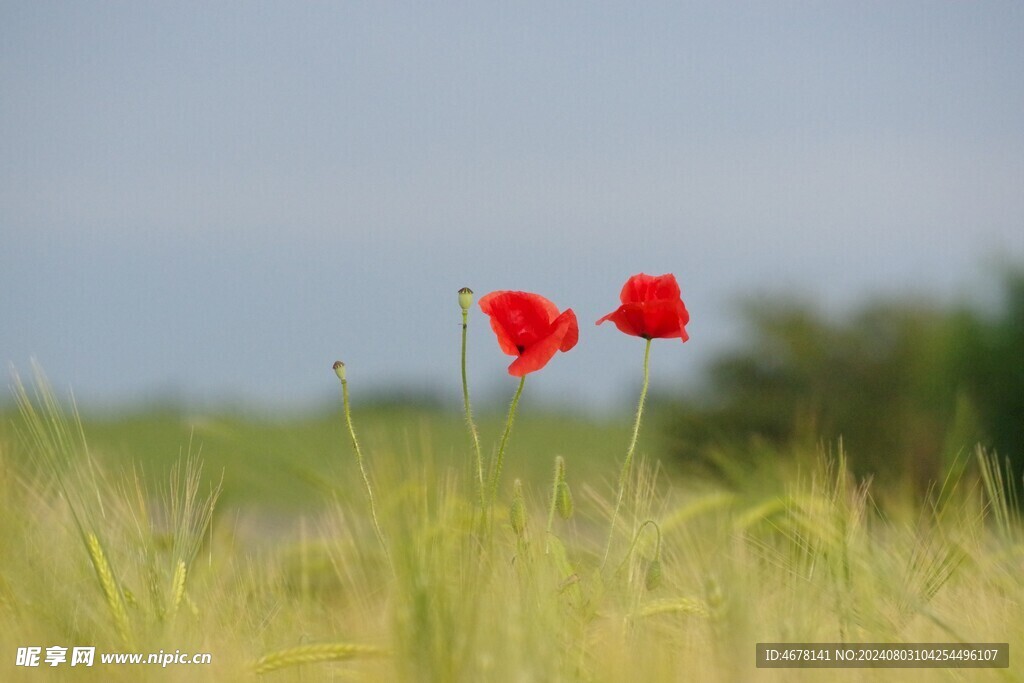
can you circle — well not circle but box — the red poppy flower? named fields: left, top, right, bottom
left=596, top=273, right=690, bottom=341
left=478, top=291, right=579, bottom=377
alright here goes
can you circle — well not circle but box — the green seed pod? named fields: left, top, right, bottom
left=556, top=480, right=574, bottom=519
left=645, top=558, right=663, bottom=590
left=332, top=360, right=346, bottom=382
left=458, top=287, right=474, bottom=311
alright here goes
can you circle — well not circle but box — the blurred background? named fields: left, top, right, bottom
left=3, top=3, right=1023, bottom=496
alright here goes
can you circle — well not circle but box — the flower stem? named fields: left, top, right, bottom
left=602, top=337, right=652, bottom=570
left=336, top=364, right=392, bottom=572
left=489, top=376, right=526, bottom=509
left=461, top=308, right=486, bottom=512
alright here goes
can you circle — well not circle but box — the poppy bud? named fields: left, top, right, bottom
left=645, top=558, right=662, bottom=590
left=458, top=287, right=474, bottom=312
left=332, top=360, right=346, bottom=382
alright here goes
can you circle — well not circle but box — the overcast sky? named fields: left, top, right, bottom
left=3, top=2, right=1023, bottom=413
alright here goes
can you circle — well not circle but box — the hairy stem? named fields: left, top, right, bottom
left=461, top=309, right=486, bottom=512
left=488, top=376, right=527, bottom=509
left=602, top=338, right=652, bottom=569
left=339, top=372, right=392, bottom=572
left=613, top=519, right=662, bottom=577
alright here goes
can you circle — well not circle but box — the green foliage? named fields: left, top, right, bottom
left=0, top=405, right=631, bottom=512
left=668, top=269, right=1024, bottom=497
left=953, top=270, right=1024, bottom=483
left=1, top=379, right=1023, bottom=681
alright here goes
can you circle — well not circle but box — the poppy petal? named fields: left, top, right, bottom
left=674, top=299, right=690, bottom=342
left=620, top=273, right=681, bottom=305
left=596, top=304, right=640, bottom=337
left=637, top=299, right=685, bottom=339
left=486, top=315, right=520, bottom=356
left=479, top=292, right=520, bottom=356
left=480, top=289, right=578, bottom=375
left=554, top=309, right=579, bottom=352
left=508, top=309, right=576, bottom=376
left=600, top=272, right=689, bottom=340
left=532, top=292, right=561, bottom=323
left=479, top=290, right=558, bottom=352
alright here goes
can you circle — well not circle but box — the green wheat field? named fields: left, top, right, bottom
left=1, top=370, right=1021, bottom=682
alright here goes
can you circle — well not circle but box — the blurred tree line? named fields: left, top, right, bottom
left=665, top=269, right=1024, bottom=496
